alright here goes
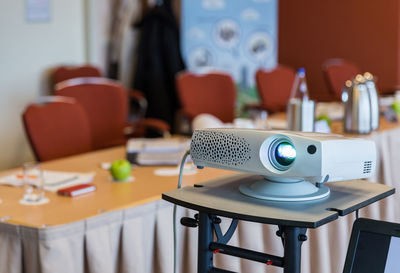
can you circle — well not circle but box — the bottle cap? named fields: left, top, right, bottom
left=354, top=74, right=365, bottom=84
left=297, top=67, right=306, bottom=75
left=363, top=72, right=374, bottom=81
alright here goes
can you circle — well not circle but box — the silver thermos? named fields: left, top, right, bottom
left=364, top=72, right=380, bottom=131
left=343, top=73, right=379, bottom=134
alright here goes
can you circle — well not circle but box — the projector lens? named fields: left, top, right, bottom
left=274, top=141, right=296, bottom=167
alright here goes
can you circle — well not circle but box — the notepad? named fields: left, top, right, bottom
left=126, top=138, right=190, bottom=165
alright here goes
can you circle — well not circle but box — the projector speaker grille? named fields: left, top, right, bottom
left=191, top=131, right=251, bottom=166
left=363, top=161, right=372, bottom=174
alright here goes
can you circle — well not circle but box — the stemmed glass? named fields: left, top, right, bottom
left=20, top=162, right=47, bottom=204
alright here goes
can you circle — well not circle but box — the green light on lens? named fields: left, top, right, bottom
left=275, top=142, right=296, bottom=166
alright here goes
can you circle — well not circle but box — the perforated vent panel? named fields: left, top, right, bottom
left=363, top=161, right=372, bottom=174
left=191, top=130, right=251, bottom=166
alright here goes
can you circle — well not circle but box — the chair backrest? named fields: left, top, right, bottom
left=175, top=72, right=236, bottom=123
left=255, top=65, right=296, bottom=113
left=22, top=97, right=92, bottom=161
left=52, top=65, right=102, bottom=86
left=322, top=58, right=361, bottom=100
left=55, top=78, right=128, bottom=150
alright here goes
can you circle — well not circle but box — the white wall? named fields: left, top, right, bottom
left=0, top=0, right=86, bottom=170
left=114, top=0, right=140, bottom=88
left=86, top=0, right=111, bottom=71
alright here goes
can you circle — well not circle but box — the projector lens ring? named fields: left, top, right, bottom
left=269, top=138, right=296, bottom=171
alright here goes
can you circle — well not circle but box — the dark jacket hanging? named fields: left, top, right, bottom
left=133, top=0, right=185, bottom=131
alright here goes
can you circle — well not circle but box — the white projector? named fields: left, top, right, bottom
left=190, top=129, right=376, bottom=201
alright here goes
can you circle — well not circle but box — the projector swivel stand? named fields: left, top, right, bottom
left=163, top=174, right=394, bottom=273
left=182, top=212, right=306, bottom=273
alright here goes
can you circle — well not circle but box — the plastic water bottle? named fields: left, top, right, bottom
left=287, top=68, right=315, bottom=132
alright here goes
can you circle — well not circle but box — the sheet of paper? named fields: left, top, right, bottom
left=0, top=171, right=95, bottom=192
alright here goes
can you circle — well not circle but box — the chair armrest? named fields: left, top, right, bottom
left=174, top=109, right=199, bottom=135
left=129, top=89, right=148, bottom=119
left=124, top=118, right=171, bottom=138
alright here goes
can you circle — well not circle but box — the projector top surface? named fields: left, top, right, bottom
left=162, top=174, right=393, bottom=228
left=193, top=128, right=359, bottom=141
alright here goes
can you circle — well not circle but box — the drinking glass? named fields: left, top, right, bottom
left=21, top=162, right=45, bottom=203
left=250, top=109, right=269, bottom=129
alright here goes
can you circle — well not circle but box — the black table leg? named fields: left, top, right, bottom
left=281, top=226, right=307, bottom=273
left=198, top=212, right=213, bottom=273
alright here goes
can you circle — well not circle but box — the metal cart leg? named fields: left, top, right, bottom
left=198, top=212, right=213, bottom=273
left=196, top=213, right=307, bottom=273
left=281, top=226, right=307, bottom=273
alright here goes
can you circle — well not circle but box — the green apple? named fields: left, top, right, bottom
left=392, top=101, right=400, bottom=114
left=317, top=114, right=331, bottom=127
left=110, top=159, right=131, bottom=181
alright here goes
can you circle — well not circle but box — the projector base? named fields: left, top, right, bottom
left=239, top=179, right=330, bottom=202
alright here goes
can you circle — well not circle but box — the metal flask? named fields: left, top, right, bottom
left=343, top=75, right=372, bottom=134
left=364, top=72, right=380, bottom=131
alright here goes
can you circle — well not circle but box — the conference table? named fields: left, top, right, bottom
left=0, top=117, right=399, bottom=273
left=0, top=145, right=234, bottom=273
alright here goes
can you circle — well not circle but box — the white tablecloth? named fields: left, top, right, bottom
left=1, top=127, right=399, bottom=273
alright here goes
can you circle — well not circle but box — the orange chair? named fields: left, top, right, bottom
left=254, top=65, right=296, bottom=113
left=52, top=65, right=102, bottom=85
left=52, top=64, right=148, bottom=119
left=55, top=78, right=169, bottom=150
left=22, top=97, right=93, bottom=161
left=175, top=72, right=236, bottom=123
left=322, top=58, right=361, bottom=100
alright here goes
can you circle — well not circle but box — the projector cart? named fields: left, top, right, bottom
left=162, top=174, right=394, bottom=273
